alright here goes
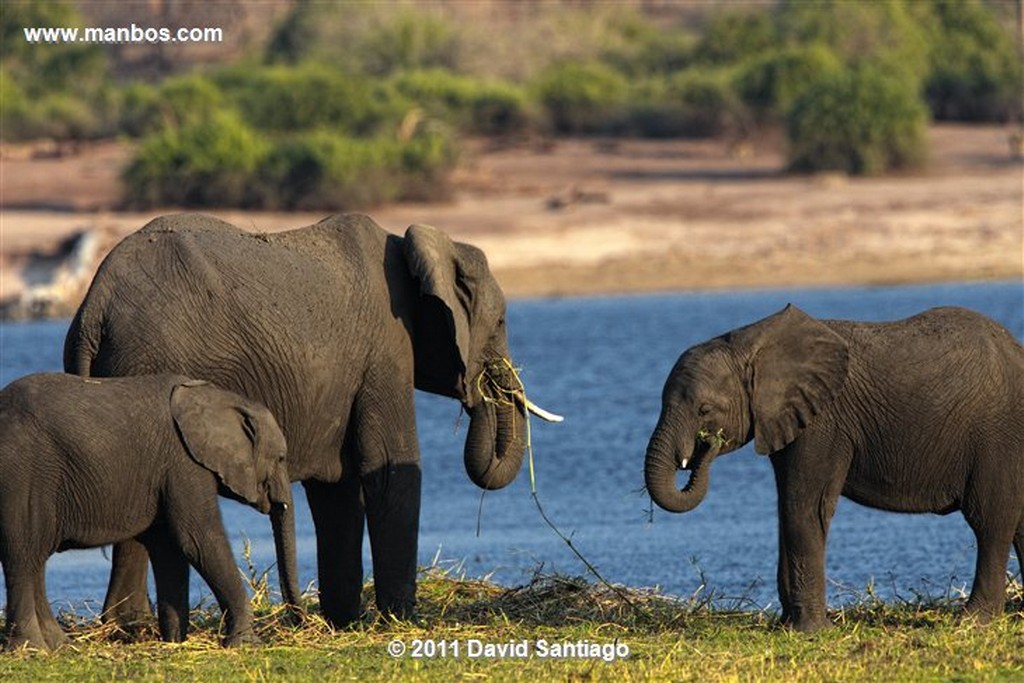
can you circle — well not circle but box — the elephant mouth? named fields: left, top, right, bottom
left=680, top=440, right=711, bottom=471
left=475, top=357, right=563, bottom=423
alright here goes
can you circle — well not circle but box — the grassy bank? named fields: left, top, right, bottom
left=3, top=566, right=1023, bottom=681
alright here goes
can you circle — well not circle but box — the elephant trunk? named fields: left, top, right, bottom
left=464, top=397, right=527, bottom=491
left=645, top=419, right=720, bottom=514
left=268, top=468, right=301, bottom=614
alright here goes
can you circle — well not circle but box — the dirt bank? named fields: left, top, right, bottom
left=1, top=124, right=1020, bottom=313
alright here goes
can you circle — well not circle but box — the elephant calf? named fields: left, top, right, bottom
left=0, top=373, right=297, bottom=651
left=644, top=305, right=1024, bottom=632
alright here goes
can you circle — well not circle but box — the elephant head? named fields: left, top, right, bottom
left=403, top=224, right=561, bottom=490
left=645, top=305, right=849, bottom=513
left=170, top=380, right=300, bottom=607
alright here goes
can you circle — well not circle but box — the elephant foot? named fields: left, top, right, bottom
left=106, top=618, right=159, bottom=644
left=4, top=630, right=51, bottom=653
left=101, top=604, right=157, bottom=643
left=377, top=598, right=419, bottom=625
left=41, top=626, right=70, bottom=651
left=960, top=603, right=999, bottom=626
left=222, top=630, right=261, bottom=648
left=318, top=594, right=363, bottom=630
left=781, top=614, right=832, bottom=633
left=279, top=603, right=306, bottom=628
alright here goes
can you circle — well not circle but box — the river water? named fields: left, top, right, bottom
left=1, top=280, right=1021, bottom=616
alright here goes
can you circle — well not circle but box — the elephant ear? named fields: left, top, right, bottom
left=403, top=223, right=475, bottom=394
left=748, top=305, right=849, bottom=455
left=170, top=380, right=261, bottom=506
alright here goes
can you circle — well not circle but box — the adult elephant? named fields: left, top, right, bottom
left=644, top=305, right=1024, bottom=632
left=64, top=212, right=560, bottom=628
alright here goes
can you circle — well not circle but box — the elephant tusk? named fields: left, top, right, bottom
left=680, top=457, right=689, bottom=469
left=524, top=398, right=564, bottom=423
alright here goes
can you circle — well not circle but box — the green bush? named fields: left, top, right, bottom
left=214, top=64, right=408, bottom=135
left=259, top=126, right=456, bottom=210
left=390, top=69, right=532, bottom=135
left=695, top=8, right=777, bottom=65
left=777, top=0, right=931, bottom=93
left=533, top=61, right=629, bottom=134
left=123, top=111, right=268, bottom=208
left=735, top=44, right=843, bottom=121
left=260, top=131, right=401, bottom=210
left=922, top=0, right=1022, bottom=122
left=0, top=73, right=109, bottom=141
left=0, top=74, right=40, bottom=140
left=358, top=9, right=462, bottom=76
left=662, top=68, right=750, bottom=137
left=118, top=75, right=224, bottom=138
left=264, top=3, right=463, bottom=75
left=786, top=67, right=929, bottom=175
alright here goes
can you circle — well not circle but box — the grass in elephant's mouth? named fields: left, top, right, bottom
left=5, top=563, right=1024, bottom=681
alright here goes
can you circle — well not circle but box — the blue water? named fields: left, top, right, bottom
left=1, top=281, right=1021, bottom=617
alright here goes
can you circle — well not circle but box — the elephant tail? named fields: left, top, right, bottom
left=62, top=285, right=108, bottom=377
left=63, top=309, right=95, bottom=376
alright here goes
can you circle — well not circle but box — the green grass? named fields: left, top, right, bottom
left=3, top=564, right=1024, bottom=681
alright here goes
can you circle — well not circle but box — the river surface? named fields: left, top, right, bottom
left=1, top=281, right=1021, bottom=616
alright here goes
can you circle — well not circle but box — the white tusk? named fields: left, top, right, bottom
left=680, top=457, right=689, bottom=469
left=525, top=398, right=564, bottom=423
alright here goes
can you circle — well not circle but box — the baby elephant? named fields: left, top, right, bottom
left=0, top=373, right=297, bottom=650
left=644, top=305, right=1024, bottom=632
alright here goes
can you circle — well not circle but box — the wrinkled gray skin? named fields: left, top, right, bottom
left=645, top=305, right=1024, bottom=632
left=0, top=373, right=295, bottom=650
left=64, top=213, right=536, bottom=629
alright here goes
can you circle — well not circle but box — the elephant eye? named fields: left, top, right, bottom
left=698, top=403, right=712, bottom=416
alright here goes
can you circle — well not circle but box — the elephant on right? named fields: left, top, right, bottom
left=644, top=304, right=1024, bottom=632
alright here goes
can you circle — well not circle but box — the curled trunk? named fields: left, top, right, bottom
left=463, top=398, right=527, bottom=490
left=645, top=419, right=720, bottom=513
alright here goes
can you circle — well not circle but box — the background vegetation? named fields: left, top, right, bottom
left=2, top=0, right=1021, bottom=202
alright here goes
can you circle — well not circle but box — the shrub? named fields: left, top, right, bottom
left=661, top=68, right=750, bottom=138
left=358, top=8, right=462, bottom=76
left=533, top=61, right=629, bottom=134
left=786, top=67, right=929, bottom=175
left=922, top=0, right=1022, bottom=122
left=777, top=0, right=931, bottom=94
left=735, top=44, right=843, bottom=121
left=390, top=69, right=532, bottom=135
left=695, top=7, right=776, bottom=65
left=214, top=64, right=408, bottom=135
left=0, top=74, right=39, bottom=140
left=264, top=3, right=463, bottom=75
left=123, top=111, right=268, bottom=208
left=258, top=126, right=457, bottom=210
left=118, top=75, right=224, bottom=138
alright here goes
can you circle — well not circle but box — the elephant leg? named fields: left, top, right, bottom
left=355, top=388, right=421, bottom=621
left=3, top=563, right=47, bottom=650
left=961, top=475, right=1020, bottom=622
left=33, top=572, right=68, bottom=649
left=775, top=498, right=794, bottom=624
left=168, top=504, right=256, bottom=647
left=962, top=516, right=1015, bottom=622
left=771, top=451, right=842, bottom=633
left=101, top=538, right=154, bottom=636
left=141, top=529, right=190, bottom=643
left=304, top=474, right=366, bottom=627
left=363, top=462, right=421, bottom=620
